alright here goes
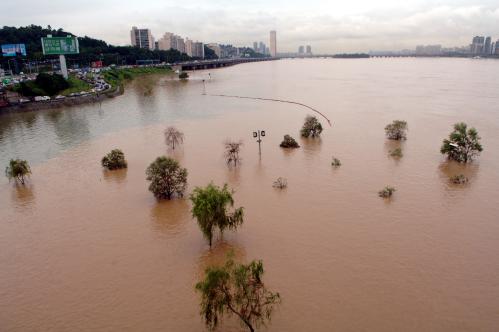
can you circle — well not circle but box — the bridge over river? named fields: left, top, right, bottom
left=172, top=57, right=278, bottom=71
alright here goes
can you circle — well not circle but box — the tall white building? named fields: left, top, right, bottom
left=192, top=42, right=205, bottom=58
left=270, top=31, right=277, bottom=57
left=130, top=27, right=154, bottom=50
left=158, top=32, right=174, bottom=51
left=185, top=38, right=193, bottom=57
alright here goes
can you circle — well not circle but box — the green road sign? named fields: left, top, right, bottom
left=41, top=36, right=79, bottom=55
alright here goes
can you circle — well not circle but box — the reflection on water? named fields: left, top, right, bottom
left=150, top=199, right=190, bottom=237
left=196, top=241, right=246, bottom=278
left=102, top=168, right=128, bottom=184
left=438, top=160, right=479, bottom=191
left=10, top=183, right=36, bottom=210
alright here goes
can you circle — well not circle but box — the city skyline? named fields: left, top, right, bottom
left=2, top=1, right=499, bottom=53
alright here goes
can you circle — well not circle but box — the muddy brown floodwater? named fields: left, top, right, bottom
left=1, top=58, right=499, bottom=331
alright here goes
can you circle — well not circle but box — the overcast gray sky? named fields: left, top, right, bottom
left=2, top=0, right=499, bottom=53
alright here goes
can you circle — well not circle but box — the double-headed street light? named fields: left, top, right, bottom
left=253, top=130, right=266, bottom=155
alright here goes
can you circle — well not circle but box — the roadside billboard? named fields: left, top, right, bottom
left=41, top=36, right=79, bottom=55
left=1, top=44, right=27, bottom=57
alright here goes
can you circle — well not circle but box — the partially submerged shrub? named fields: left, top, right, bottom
left=450, top=174, right=469, bottom=184
left=300, top=115, right=323, bottom=138
left=5, top=159, right=31, bottom=185
left=272, top=177, right=288, bottom=189
left=179, top=72, right=189, bottom=79
left=146, top=156, right=188, bottom=199
left=441, top=122, right=482, bottom=163
left=224, top=140, right=243, bottom=167
left=389, top=148, right=403, bottom=158
left=331, top=157, right=341, bottom=167
left=280, top=135, right=300, bottom=148
left=385, top=120, right=408, bottom=140
left=101, top=149, right=127, bottom=170
left=378, top=186, right=396, bottom=198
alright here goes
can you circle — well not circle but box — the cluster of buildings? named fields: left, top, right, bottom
left=298, top=45, right=312, bottom=56
left=131, top=27, right=205, bottom=58
left=470, top=36, right=499, bottom=56
left=130, top=27, right=278, bottom=59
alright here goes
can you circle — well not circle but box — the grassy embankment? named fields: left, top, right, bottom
left=102, top=66, right=173, bottom=90
left=60, top=76, right=92, bottom=96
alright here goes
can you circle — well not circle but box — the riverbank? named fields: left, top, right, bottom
left=0, top=66, right=173, bottom=114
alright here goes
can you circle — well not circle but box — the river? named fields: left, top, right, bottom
left=1, top=58, right=499, bottom=331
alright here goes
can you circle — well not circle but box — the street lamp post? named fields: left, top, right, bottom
left=253, top=130, right=266, bottom=155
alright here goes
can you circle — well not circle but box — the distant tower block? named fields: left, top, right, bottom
left=270, top=31, right=277, bottom=57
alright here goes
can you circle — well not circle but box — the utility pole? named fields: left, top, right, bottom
left=253, top=130, right=266, bottom=155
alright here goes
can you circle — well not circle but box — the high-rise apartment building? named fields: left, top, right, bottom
left=253, top=42, right=258, bottom=52
left=270, top=31, right=277, bottom=57
left=306, top=45, right=312, bottom=54
left=298, top=46, right=304, bottom=54
left=484, top=36, right=492, bottom=54
left=470, top=36, right=485, bottom=55
left=495, top=40, right=499, bottom=55
left=176, top=36, right=185, bottom=54
left=206, top=43, right=222, bottom=58
left=130, top=27, right=154, bottom=50
left=192, top=42, right=205, bottom=58
left=259, top=42, right=266, bottom=54
left=185, top=38, right=193, bottom=57
left=158, top=32, right=174, bottom=51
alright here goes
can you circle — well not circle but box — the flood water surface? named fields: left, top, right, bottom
left=1, top=58, right=499, bottom=331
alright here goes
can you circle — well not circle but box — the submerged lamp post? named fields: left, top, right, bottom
left=253, top=130, right=266, bottom=155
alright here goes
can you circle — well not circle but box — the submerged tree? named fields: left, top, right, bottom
left=190, top=183, right=244, bottom=247
left=272, top=177, right=288, bottom=189
left=279, top=135, right=300, bottom=148
left=224, top=140, right=243, bottom=167
left=179, top=72, right=189, bottom=79
left=331, top=157, right=341, bottom=167
left=164, top=126, right=184, bottom=150
left=300, top=115, right=323, bottom=138
left=378, top=186, right=396, bottom=198
left=384, top=120, right=408, bottom=140
left=101, top=149, right=127, bottom=170
left=440, top=122, right=482, bottom=163
left=146, top=156, right=188, bottom=199
left=5, top=159, right=31, bottom=185
left=196, top=254, right=281, bottom=332
left=450, top=174, right=469, bottom=184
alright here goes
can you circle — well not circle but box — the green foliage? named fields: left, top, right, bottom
left=190, top=183, right=244, bottom=247
left=440, top=122, right=483, bottom=163
left=101, top=149, right=127, bottom=170
left=378, top=186, right=396, bottom=198
left=146, top=156, right=188, bottom=200
left=102, top=67, right=171, bottom=89
left=195, top=254, right=281, bottom=332
left=16, top=73, right=70, bottom=96
left=164, top=126, right=184, bottom=150
left=331, top=157, right=341, bottom=167
left=60, top=76, right=92, bottom=96
left=203, top=45, right=219, bottom=60
left=385, top=120, right=408, bottom=140
left=300, top=115, right=323, bottom=138
left=389, top=148, right=403, bottom=158
left=450, top=174, right=469, bottom=184
left=5, top=159, right=31, bottom=185
left=0, top=25, right=192, bottom=70
left=279, top=135, right=300, bottom=148
left=179, top=72, right=189, bottom=79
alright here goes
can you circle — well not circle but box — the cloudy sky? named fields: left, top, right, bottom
left=2, top=0, right=499, bottom=53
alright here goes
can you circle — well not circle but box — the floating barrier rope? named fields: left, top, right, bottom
left=207, top=94, right=332, bottom=126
